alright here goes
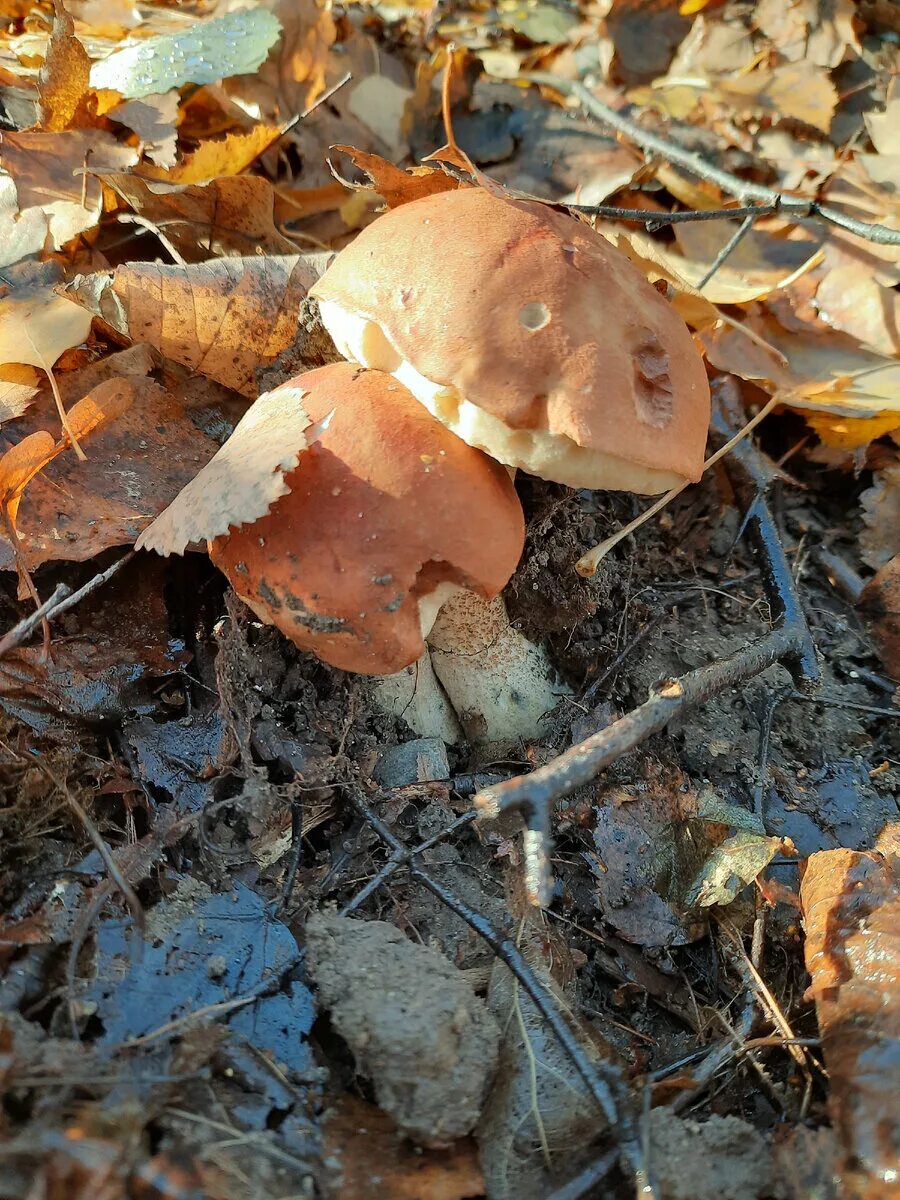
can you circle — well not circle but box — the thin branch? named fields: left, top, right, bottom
left=695, top=212, right=757, bottom=289
left=525, top=75, right=900, bottom=246
left=0, top=583, right=70, bottom=659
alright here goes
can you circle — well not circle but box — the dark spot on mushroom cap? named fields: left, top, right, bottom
left=631, top=329, right=674, bottom=429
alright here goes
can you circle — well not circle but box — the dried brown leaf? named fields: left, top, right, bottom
left=0, top=432, right=57, bottom=507
left=860, top=465, right=900, bottom=570
left=332, top=145, right=460, bottom=208
left=226, top=0, right=337, bottom=117
left=859, top=556, right=900, bottom=680
left=753, top=0, right=860, bottom=68
left=715, top=61, right=838, bottom=134
left=104, top=172, right=297, bottom=259
left=37, top=3, right=93, bottom=132
left=801, top=847, right=900, bottom=1196
left=321, top=1096, right=483, bottom=1200
left=108, top=91, right=179, bottom=168
left=65, top=256, right=320, bottom=396
left=0, top=359, right=219, bottom=572
left=606, top=0, right=691, bottom=85
left=136, top=377, right=311, bottom=556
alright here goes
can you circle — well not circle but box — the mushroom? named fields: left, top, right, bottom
left=203, top=363, right=539, bottom=741
left=311, top=186, right=710, bottom=494
left=310, top=186, right=711, bottom=739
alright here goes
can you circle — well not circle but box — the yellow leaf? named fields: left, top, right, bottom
left=805, top=412, right=900, bottom=449
left=143, top=124, right=286, bottom=185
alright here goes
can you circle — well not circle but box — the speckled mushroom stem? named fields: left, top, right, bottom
left=425, top=589, right=569, bottom=747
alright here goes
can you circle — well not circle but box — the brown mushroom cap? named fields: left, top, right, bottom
left=312, top=187, right=711, bottom=493
left=209, top=362, right=524, bottom=675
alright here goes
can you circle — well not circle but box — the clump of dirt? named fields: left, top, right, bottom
left=305, top=911, right=501, bottom=1146
left=648, top=1110, right=776, bottom=1200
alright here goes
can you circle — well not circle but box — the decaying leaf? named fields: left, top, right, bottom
left=332, top=145, right=460, bottom=208
left=88, top=8, right=283, bottom=100
left=108, top=90, right=179, bottom=168
left=479, top=920, right=615, bottom=1199
left=322, top=1096, right=484, bottom=1200
left=753, top=0, right=860, bottom=68
left=859, top=556, right=900, bottom=680
left=136, top=377, right=311, bottom=556
left=860, top=466, right=900, bottom=570
left=686, top=829, right=782, bottom=908
left=801, top=845, right=900, bottom=1197
left=103, top=172, right=297, bottom=259
left=37, top=2, right=93, bottom=132
left=65, top=256, right=320, bottom=396
left=0, top=349, right=220, bottom=571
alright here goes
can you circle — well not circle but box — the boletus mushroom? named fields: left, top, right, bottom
left=311, top=185, right=711, bottom=740
left=311, top=186, right=711, bottom=493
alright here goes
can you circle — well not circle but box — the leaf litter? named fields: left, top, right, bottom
left=1, top=0, right=899, bottom=1197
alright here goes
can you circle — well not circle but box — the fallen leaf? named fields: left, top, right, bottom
left=108, top=91, right=179, bottom=168
left=0, top=286, right=93, bottom=374
left=864, top=81, right=900, bottom=155
left=752, top=0, right=860, bottom=68
left=702, top=310, right=900, bottom=418
left=0, top=129, right=138, bottom=268
left=89, top=8, right=283, bottom=100
left=346, top=75, right=415, bottom=159
left=226, top=0, right=337, bottom=117
left=0, top=365, right=40, bottom=426
left=497, top=0, right=580, bottom=45
left=0, top=354, right=220, bottom=571
left=860, top=465, right=900, bottom=570
left=714, top=61, right=838, bottom=134
left=606, top=0, right=691, bottom=85
left=686, top=829, right=782, bottom=908
left=136, top=376, right=311, bottom=556
left=331, top=145, right=459, bottom=208
left=0, top=431, right=57, bottom=514
left=37, top=3, right=93, bottom=132
left=859, top=556, right=900, bottom=680
left=103, top=172, right=297, bottom=259
left=142, top=121, right=286, bottom=185
left=64, top=256, right=320, bottom=396
left=68, top=0, right=140, bottom=33
left=801, top=847, right=900, bottom=1196
left=322, top=1096, right=484, bottom=1200
left=668, top=12, right=756, bottom=78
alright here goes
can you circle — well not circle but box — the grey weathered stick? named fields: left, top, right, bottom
left=0, top=583, right=70, bottom=659
left=524, top=74, right=900, bottom=246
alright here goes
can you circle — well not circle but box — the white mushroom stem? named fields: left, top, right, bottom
left=426, top=589, right=569, bottom=747
left=369, top=652, right=462, bottom=745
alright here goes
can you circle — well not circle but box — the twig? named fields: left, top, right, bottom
left=524, top=75, right=900, bottom=246
left=0, top=583, right=70, bottom=659
left=576, top=397, right=778, bottom=577
left=544, top=1148, right=620, bottom=1200
left=567, top=202, right=779, bottom=229
left=695, top=212, right=757, bottom=290
left=40, top=550, right=134, bottom=622
left=343, top=787, right=646, bottom=1189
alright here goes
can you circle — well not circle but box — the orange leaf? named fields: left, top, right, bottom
left=0, top=432, right=58, bottom=505
left=330, top=145, right=459, bottom=209
left=64, top=376, right=136, bottom=444
left=37, top=2, right=93, bottom=132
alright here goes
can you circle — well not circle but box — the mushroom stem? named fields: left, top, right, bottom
left=370, top=652, right=463, bottom=745
left=426, top=590, right=569, bottom=747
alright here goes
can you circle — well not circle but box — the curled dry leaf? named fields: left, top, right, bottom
left=752, top=0, right=860, bottom=68
left=715, top=61, right=838, bottom=133
left=136, top=378, right=311, bottom=556
left=860, top=466, right=900, bottom=570
left=801, top=846, right=900, bottom=1198
left=104, top=172, right=296, bottom=259
left=65, top=255, right=319, bottom=396
left=37, top=2, right=92, bottom=132
left=331, top=145, right=460, bottom=209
